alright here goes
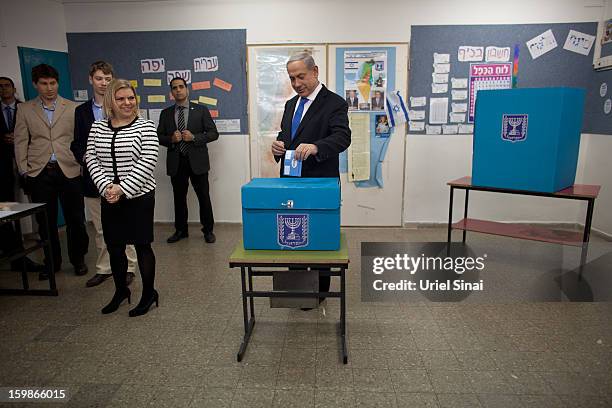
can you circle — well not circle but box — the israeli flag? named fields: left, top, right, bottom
left=384, top=90, right=409, bottom=127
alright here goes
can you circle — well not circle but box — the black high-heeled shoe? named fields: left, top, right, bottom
left=101, top=288, right=131, bottom=314
left=128, top=290, right=159, bottom=317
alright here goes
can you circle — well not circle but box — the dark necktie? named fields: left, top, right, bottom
left=177, top=106, right=188, bottom=154
left=5, top=106, right=13, bottom=130
left=291, top=97, right=309, bottom=140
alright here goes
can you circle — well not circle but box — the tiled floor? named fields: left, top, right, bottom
left=0, top=223, right=611, bottom=407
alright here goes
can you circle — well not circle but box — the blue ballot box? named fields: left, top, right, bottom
left=472, top=87, right=585, bottom=193
left=241, top=178, right=341, bottom=250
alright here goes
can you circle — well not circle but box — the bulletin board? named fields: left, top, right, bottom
left=328, top=43, right=409, bottom=227
left=66, top=29, right=247, bottom=134
left=592, top=20, right=612, bottom=133
left=408, top=23, right=610, bottom=135
left=593, top=19, right=612, bottom=70
left=246, top=44, right=327, bottom=178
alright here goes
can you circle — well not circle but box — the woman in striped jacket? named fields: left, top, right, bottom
left=85, top=79, right=159, bottom=317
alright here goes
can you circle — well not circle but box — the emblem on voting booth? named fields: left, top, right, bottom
left=501, top=114, right=528, bottom=142
left=277, top=214, right=309, bottom=248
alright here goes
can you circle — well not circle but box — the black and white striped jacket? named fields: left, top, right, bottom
left=85, top=117, right=158, bottom=199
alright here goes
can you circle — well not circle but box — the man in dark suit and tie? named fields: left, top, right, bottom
left=0, top=77, right=20, bottom=199
left=271, top=52, right=351, bottom=306
left=346, top=89, right=359, bottom=110
left=158, top=77, right=219, bottom=244
left=371, top=90, right=385, bottom=110
left=0, top=76, right=44, bottom=272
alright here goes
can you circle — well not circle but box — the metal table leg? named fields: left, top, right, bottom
left=248, top=266, right=255, bottom=319
left=447, top=186, right=454, bottom=244
left=237, top=266, right=255, bottom=362
left=340, top=267, right=348, bottom=364
left=578, top=198, right=595, bottom=281
left=14, top=220, right=29, bottom=290
left=462, top=189, right=470, bottom=244
left=42, top=207, right=57, bottom=293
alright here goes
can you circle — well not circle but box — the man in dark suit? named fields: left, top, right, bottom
left=371, top=90, right=385, bottom=110
left=346, top=89, right=359, bottom=109
left=271, top=52, right=351, bottom=306
left=158, top=77, right=219, bottom=244
left=71, top=61, right=137, bottom=287
left=0, top=76, right=20, bottom=199
left=0, top=76, right=44, bottom=272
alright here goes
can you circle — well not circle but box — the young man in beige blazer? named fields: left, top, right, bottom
left=14, top=64, right=89, bottom=280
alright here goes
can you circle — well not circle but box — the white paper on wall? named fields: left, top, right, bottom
left=442, top=124, right=459, bottom=134
left=167, top=70, right=192, bottom=85
left=141, top=58, right=165, bottom=73
left=449, top=112, right=466, bottom=123
left=408, top=110, right=426, bottom=121
left=458, top=46, right=484, bottom=62
left=452, top=103, right=468, bottom=113
left=148, top=109, right=163, bottom=127
left=451, top=90, right=468, bottom=100
left=526, top=29, right=557, bottom=59
left=409, top=121, right=425, bottom=132
left=451, top=78, right=468, bottom=89
left=458, top=123, right=474, bottom=134
left=432, top=73, right=449, bottom=84
left=485, top=46, right=511, bottom=62
left=73, top=90, right=88, bottom=101
left=410, top=96, right=427, bottom=107
left=433, top=53, right=450, bottom=64
left=214, top=119, right=241, bottom=133
left=426, top=125, right=442, bottom=134
left=433, top=63, right=450, bottom=74
left=194, top=56, right=219, bottom=72
left=563, top=30, right=595, bottom=56
left=432, top=83, right=448, bottom=94
left=429, top=98, right=448, bottom=124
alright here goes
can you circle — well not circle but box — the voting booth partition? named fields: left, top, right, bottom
left=471, top=87, right=585, bottom=193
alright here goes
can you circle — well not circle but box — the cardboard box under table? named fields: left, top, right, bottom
left=472, top=87, right=585, bottom=193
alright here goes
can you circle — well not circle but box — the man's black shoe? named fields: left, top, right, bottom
left=74, top=263, right=88, bottom=276
left=167, top=230, right=188, bottom=243
left=86, top=273, right=111, bottom=287
left=11, top=257, right=45, bottom=272
left=204, top=232, right=216, bottom=243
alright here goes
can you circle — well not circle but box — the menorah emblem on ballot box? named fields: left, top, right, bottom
left=501, top=114, right=528, bottom=142
left=277, top=214, right=309, bottom=248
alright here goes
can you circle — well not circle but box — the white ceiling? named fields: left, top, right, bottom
left=58, top=0, right=180, bottom=3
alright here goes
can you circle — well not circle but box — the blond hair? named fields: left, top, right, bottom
left=103, top=79, right=139, bottom=119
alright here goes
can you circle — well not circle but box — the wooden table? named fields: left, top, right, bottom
left=447, top=177, right=600, bottom=272
left=229, top=233, right=349, bottom=363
